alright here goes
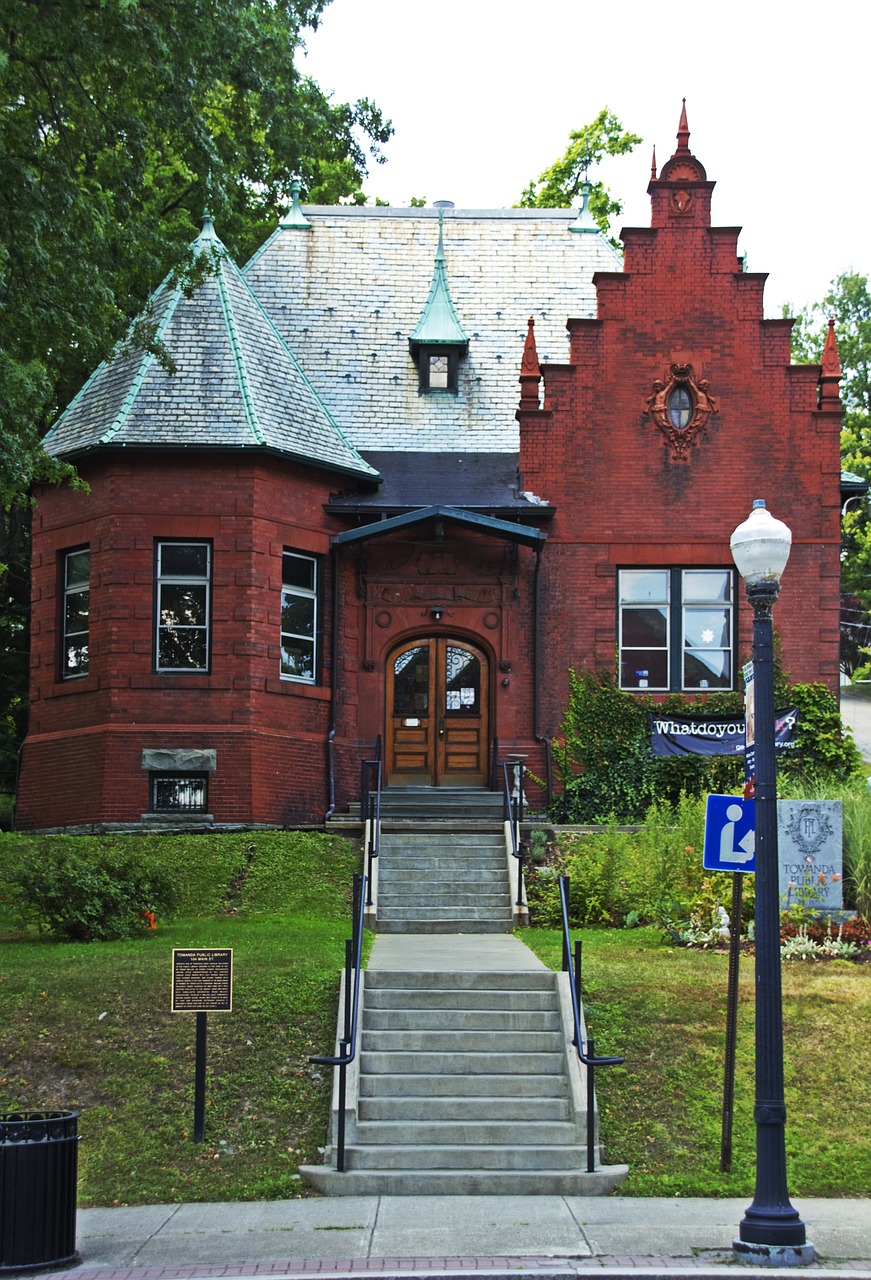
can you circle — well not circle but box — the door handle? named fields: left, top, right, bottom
left=438, top=717, right=445, bottom=737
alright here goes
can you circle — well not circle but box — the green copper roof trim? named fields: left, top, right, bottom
left=332, top=505, right=546, bottom=549
left=215, top=257, right=266, bottom=447
left=408, top=210, right=469, bottom=350
left=568, top=180, right=600, bottom=234
left=279, top=178, right=312, bottom=230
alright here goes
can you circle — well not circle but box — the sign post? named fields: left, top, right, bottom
left=704, top=795, right=755, bottom=1173
left=171, top=948, right=233, bottom=1142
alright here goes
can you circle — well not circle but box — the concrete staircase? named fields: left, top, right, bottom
left=376, top=827, right=513, bottom=934
left=302, top=787, right=627, bottom=1196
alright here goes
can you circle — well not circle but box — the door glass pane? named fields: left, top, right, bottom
left=393, top=646, right=429, bottom=716
left=445, top=645, right=480, bottom=716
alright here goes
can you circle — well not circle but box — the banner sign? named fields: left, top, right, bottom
left=650, top=709, right=799, bottom=759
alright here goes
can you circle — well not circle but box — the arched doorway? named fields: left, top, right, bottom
left=386, top=637, right=489, bottom=786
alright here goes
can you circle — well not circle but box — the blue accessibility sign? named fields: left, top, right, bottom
left=703, top=795, right=756, bottom=874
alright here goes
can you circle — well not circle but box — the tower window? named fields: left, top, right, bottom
left=418, top=346, right=459, bottom=395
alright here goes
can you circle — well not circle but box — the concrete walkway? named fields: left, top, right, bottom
left=55, top=1195, right=871, bottom=1277
left=368, top=933, right=549, bottom=972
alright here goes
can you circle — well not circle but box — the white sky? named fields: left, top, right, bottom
left=301, top=0, right=870, bottom=318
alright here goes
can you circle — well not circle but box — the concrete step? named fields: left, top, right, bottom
left=363, top=1008, right=561, bottom=1032
left=354, top=1119, right=580, bottom=1146
left=360, top=1050, right=565, bottom=1075
left=366, top=970, right=555, bottom=990
left=358, top=1072, right=569, bottom=1098
left=298, top=1165, right=628, bottom=1197
left=377, top=903, right=512, bottom=920
left=375, top=917, right=514, bottom=934
left=363, top=987, right=557, bottom=1010
left=362, top=1029, right=563, bottom=1053
left=344, top=1143, right=594, bottom=1172
left=357, top=1095, right=570, bottom=1121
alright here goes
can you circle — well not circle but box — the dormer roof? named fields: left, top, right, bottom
left=409, top=211, right=469, bottom=351
left=43, top=217, right=378, bottom=481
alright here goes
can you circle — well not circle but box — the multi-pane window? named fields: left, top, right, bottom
left=62, top=547, right=90, bottom=679
left=155, top=542, right=211, bottom=672
left=418, top=347, right=459, bottom=394
left=280, top=551, right=317, bottom=682
left=619, top=568, right=734, bottom=692
left=151, top=773, right=208, bottom=813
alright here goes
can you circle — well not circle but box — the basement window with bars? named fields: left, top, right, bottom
left=150, top=773, right=208, bottom=813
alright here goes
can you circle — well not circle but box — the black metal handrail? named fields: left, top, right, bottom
left=558, top=874, right=623, bottom=1172
left=359, top=736, right=382, bottom=908
left=501, top=758, right=525, bottom=907
left=309, top=871, right=367, bottom=1173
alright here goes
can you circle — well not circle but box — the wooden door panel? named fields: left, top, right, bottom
left=387, top=637, right=488, bottom=787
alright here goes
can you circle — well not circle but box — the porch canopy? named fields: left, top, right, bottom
left=331, top=504, right=547, bottom=550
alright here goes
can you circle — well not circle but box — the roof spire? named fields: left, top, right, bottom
left=408, top=208, right=469, bottom=350
left=819, top=316, right=843, bottom=410
left=676, top=98, right=691, bottom=154
left=518, top=317, right=542, bottom=412
left=650, top=145, right=657, bottom=181
left=280, top=176, right=312, bottom=230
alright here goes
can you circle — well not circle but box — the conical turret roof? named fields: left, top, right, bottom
left=43, top=217, right=378, bottom=481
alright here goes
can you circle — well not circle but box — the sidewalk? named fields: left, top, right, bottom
left=37, top=1195, right=871, bottom=1279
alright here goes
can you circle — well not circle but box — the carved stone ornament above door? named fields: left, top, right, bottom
left=644, top=363, right=719, bottom=460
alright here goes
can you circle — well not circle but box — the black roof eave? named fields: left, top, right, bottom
left=43, top=442, right=382, bottom=486
left=331, top=504, right=548, bottom=550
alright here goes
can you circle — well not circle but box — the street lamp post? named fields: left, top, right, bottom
left=729, top=500, right=814, bottom=1267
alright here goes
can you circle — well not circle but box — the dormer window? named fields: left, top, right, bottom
left=418, top=347, right=459, bottom=395
left=409, top=210, right=468, bottom=398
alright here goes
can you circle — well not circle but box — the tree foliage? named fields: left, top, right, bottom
left=788, top=273, right=871, bottom=616
left=0, top=0, right=392, bottom=509
left=517, top=107, right=641, bottom=235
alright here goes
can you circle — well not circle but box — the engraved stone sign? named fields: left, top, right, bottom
left=777, top=801, right=843, bottom=914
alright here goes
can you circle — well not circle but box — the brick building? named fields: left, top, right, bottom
left=15, top=107, right=845, bottom=831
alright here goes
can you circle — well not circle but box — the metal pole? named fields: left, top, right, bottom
left=735, top=579, right=808, bottom=1259
left=193, top=1012, right=207, bottom=1143
left=720, top=871, right=743, bottom=1172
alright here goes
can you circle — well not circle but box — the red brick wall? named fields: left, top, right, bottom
left=521, top=167, right=842, bottom=738
left=17, top=454, right=342, bottom=829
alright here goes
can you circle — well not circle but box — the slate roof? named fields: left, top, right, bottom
left=244, top=207, right=622, bottom=454
left=42, top=219, right=379, bottom=481
left=327, top=451, right=551, bottom=518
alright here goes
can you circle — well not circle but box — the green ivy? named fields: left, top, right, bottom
left=549, top=668, right=861, bottom=824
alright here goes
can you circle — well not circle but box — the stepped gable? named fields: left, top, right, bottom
left=43, top=217, right=378, bottom=481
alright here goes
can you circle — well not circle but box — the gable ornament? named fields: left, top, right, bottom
left=644, top=363, right=719, bottom=460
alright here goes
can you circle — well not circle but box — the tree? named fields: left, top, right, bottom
left=0, top=0, right=392, bottom=510
left=517, top=108, right=642, bottom=236
left=788, top=274, right=871, bottom=665
left=0, top=0, right=391, bottom=798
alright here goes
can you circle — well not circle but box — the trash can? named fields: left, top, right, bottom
left=0, top=1111, right=80, bottom=1271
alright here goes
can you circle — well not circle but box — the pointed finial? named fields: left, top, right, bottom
left=821, top=317, right=842, bottom=379
left=519, top=317, right=541, bottom=411
left=436, top=205, right=446, bottom=260
left=280, top=176, right=312, bottom=230
left=676, top=98, right=690, bottom=154
left=650, top=145, right=657, bottom=181
left=568, top=178, right=598, bottom=234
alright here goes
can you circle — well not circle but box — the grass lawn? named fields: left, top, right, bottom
left=1, top=829, right=868, bottom=1203
left=521, top=926, right=871, bottom=1198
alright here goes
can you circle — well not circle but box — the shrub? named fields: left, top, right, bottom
left=13, top=848, right=179, bottom=941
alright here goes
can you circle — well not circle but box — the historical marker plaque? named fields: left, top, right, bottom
left=172, top=948, right=233, bottom=1013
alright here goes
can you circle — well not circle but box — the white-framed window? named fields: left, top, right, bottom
left=61, top=546, right=90, bottom=679
left=619, top=568, right=734, bottom=692
left=150, top=773, right=208, bottom=813
left=280, top=550, right=318, bottom=682
left=155, top=541, right=211, bottom=672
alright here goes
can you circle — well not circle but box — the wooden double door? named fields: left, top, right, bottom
left=386, top=637, right=489, bottom=786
